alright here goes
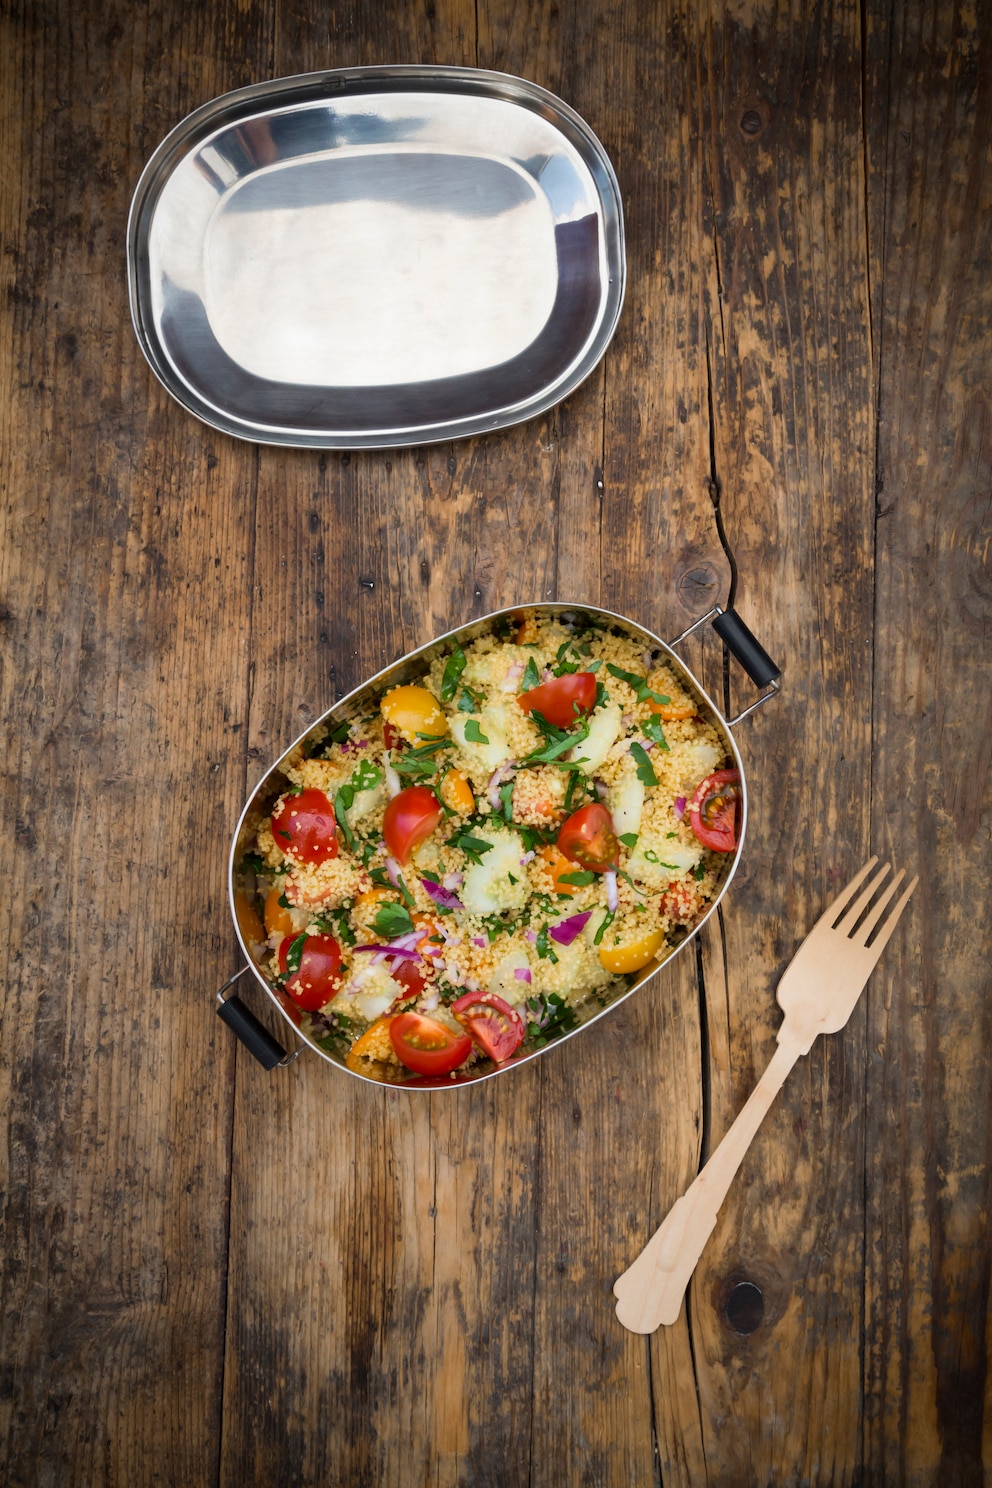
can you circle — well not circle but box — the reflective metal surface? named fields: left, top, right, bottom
left=128, top=67, right=625, bottom=448
left=227, top=604, right=750, bottom=1087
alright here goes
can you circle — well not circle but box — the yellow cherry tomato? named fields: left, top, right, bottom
left=381, top=685, right=448, bottom=745
left=263, top=885, right=295, bottom=938
left=598, top=927, right=666, bottom=974
left=439, top=767, right=475, bottom=815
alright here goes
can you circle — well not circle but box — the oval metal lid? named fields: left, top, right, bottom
left=127, top=66, right=626, bottom=448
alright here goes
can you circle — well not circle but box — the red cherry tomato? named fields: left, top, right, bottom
left=451, top=991, right=525, bottom=1063
left=390, top=954, right=429, bottom=1001
left=382, top=721, right=403, bottom=751
left=389, top=1012, right=473, bottom=1076
left=557, top=802, right=619, bottom=872
left=517, top=672, right=597, bottom=728
left=270, top=788, right=338, bottom=865
left=382, top=785, right=442, bottom=864
left=688, top=769, right=741, bottom=852
left=278, top=932, right=342, bottom=1011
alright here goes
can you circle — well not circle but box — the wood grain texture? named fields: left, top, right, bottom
left=1, top=0, right=990, bottom=1484
left=864, top=4, right=992, bottom=1484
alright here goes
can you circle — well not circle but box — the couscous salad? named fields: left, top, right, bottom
left=233, top=612, right=741, bottom=1084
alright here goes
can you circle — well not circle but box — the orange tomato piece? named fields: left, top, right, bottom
left=234, top=890, right=265, bottom=949
left=598, top=927, right=665, bottom=974
left=263, top=885, right=295, bottom=938
left=439, top=767, right=475, bottom=815
left=539, top=845, right=580, bottom=897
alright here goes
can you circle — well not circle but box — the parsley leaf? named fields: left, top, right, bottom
left=463, top=718, right=490, bottom=745
left=441, top=646, right=467, bottom=702
left=372, top=902, right=414, bottom=940
left=520, top=718, right=590, bottom=765
left=457, top=685, right=485, bottom=712
left=521, top=657, right=541, bottom=692
left=499, top=778, right=515, bottom=822
left=285, top=933, right=307, bottom=974
left=618, top=832, right=639, bottom=849
left=605, top=662, right=669, bottom=707
left=446, top=830, right=495, bottom=865
left=593, top=910, right=615, bottom=946
left=560, top=869, right=596, bottom=887
left=640, top=716, right=669, bottom=750
left=535, top=926, right=559, bottom=964
left=629, top=742, right=659, bottom=787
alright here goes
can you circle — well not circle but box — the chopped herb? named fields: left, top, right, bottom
left=352, top=758, right=383, bottom=792
left=440, top=646, right=467, bottom=702
left=499, top=778, right=515, bottom=822
left=507, top=873, right=518, bottom=885
left=535, top=926, right=559, bottom=964
left=372, top=901, right=414, bottom=940
left=593, top=911, right=615, bottom=945
left=618, top=832, right=639, bottom=850
left=456, top=684, right=485, bottom=712
left=285, top=933, right=306, bottom=975
left=525, top=991, right=578, bottom=1046
left=276, top=828, right=292, bottom=842
left=369, top=866, right=391, bottom=887
left=644, top=848, right=659, bottom=863
left=630, top=742, right=659, bottom=787
left=463, top=718, right=490, bottom=745
left=334, top=785, right=357, bottom=851
left=391, top=739, right=454, bottom=778
left=514, top=823, right=556, bottom=853
left=694, top=864, right=706, bottom=881
left=395, top=873, right=415, bottom=908
left=520, top=718, right=589, bottom=765
left=606, top=662, right=668, bottom=707
left=312, top=906, right=356, bottom=946
left=278, top=892, right=290, bottom=908
left=242, top=853, right=265, bottom=873
left=521, top=656, right=541, bottom=692
left=446, top=830, right=494, bottom=865
left=640, top=716, right=669, bottom=750
left=560, top=869, right=596, bottom=887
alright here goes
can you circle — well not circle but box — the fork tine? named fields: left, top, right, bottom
left=818, top=855, right=878, bottom=929
left=855, top=867, right=905, bottom=943
left=834, top=860, right=891, bottom=936
left=860, top=872, right=919, bottom=956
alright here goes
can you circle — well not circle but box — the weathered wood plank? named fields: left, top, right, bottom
left=864, top=4, right=992, bottom=1483
left=648, top=3, right=877, bottom=1483
left=0, top=4, right=271, bottom=1484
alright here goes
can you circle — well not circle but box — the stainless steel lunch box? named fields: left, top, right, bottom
left=217, top=602, right=779, bottom=1084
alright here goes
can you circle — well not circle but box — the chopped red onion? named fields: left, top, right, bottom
left=594, top=778, right=608, bottom=799
left=421, top=877, right=464, bottom=911
left=385, top=856, right=402, bottom=887
left=442, top=871, right=464, bottom=891
left=524, top=929, right=538, bottom=944
left=487, top=763, right=516, bottom=809
left=605, top=870, right=619, bottom=912
left=674, top=796, right=686, bottom=820
left=549, top=911, right=592, bottom=945
left=352, top=943, right=421, bottom=960
left=420, top=988, right=440, bottom=1012
left=500, top=660, right=525, bottom=691
left=519, top=851, right=535, bottom=866
left=514, top=967, right=533, bottom=984
left=472, top=936, right=487, bottom=948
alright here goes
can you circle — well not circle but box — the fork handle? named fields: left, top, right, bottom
left=614, top=1032, right=803, bottom=1333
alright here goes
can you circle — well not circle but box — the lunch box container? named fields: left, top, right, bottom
left=127, top=65, right=625, bottom=449
left=217, top=602, right=780, bottom=1084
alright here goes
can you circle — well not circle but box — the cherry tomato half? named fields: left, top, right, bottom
left=278, top=932, right=342, bottom=1011
left=517, top=672, right=597, bottom=729
left=451, top=992, right=525, bottom=1063
left=382, top=785, right=442, bottom=864
left=688, top=768, right=741, bottom=853
left=390, top=954, right=429, bottom=1001
left=270, top=788, right=338, bottom=865
left=389, top=1012, right=473, bottom=1076
left=557, top=802, right=619, bottom=872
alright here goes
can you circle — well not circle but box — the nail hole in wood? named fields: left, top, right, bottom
left=740, top=109, right=763, bottom=137
left=725, top=1280, right=764, bottom=1333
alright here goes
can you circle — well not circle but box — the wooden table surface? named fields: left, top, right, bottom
left=2, top=2, right=990, bottom=1484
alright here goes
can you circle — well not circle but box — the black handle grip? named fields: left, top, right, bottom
left=712, top=609, right=781, bottom=688
left=217, top=993, right=288, bottom=1070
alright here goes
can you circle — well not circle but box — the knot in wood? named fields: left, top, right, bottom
left=739, top=109, right=763, bottom=138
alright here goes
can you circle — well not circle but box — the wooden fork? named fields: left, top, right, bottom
left=613, top=857, right=918, bottom=1334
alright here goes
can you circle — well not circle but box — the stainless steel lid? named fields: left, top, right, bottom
left=127, top=66, right=626, bottom=448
